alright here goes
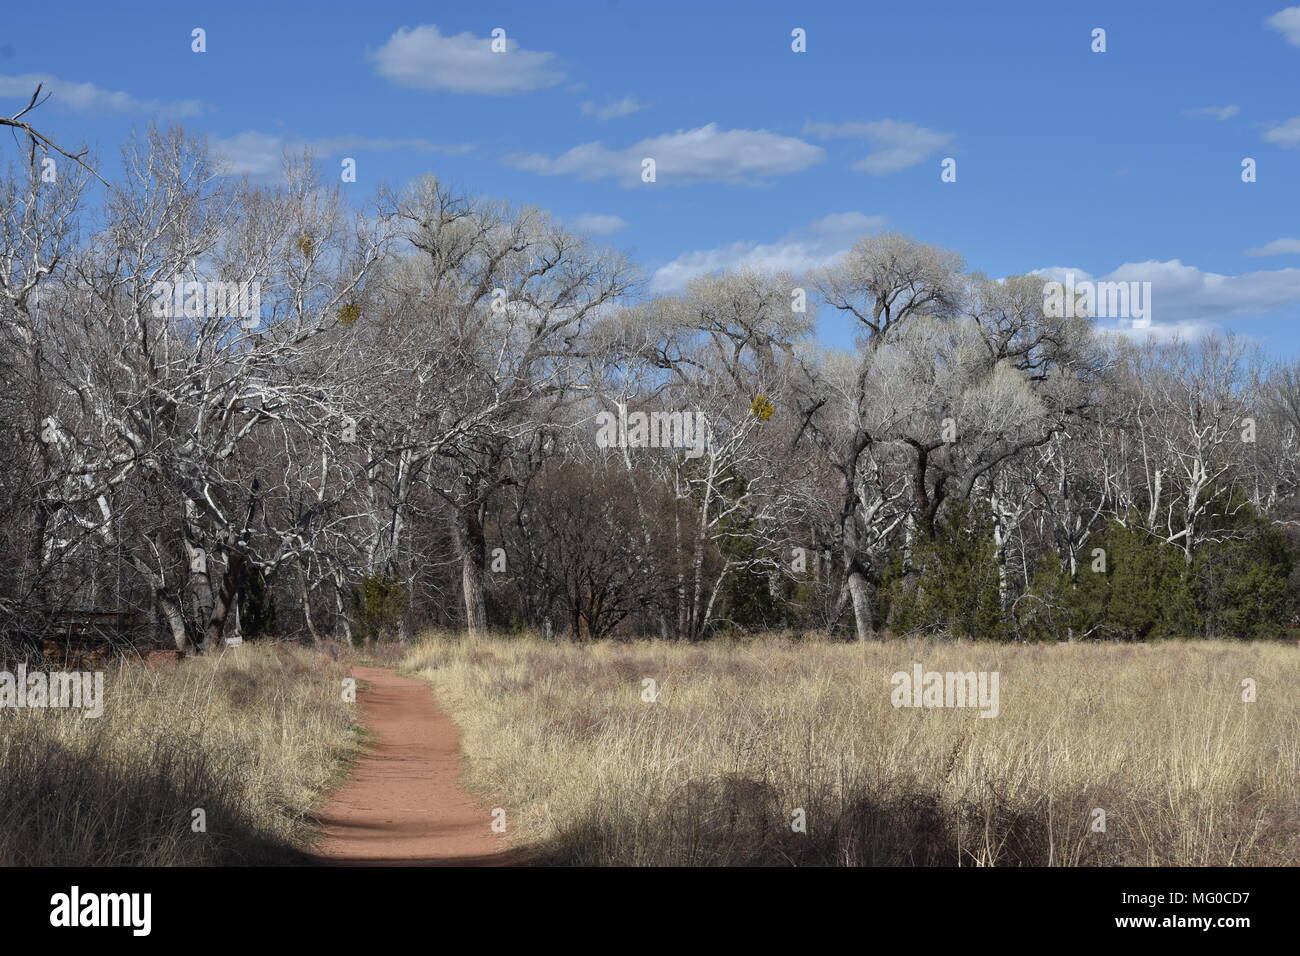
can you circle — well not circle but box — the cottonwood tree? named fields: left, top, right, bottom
left=1105, top=336, right=1256, bottom=562
left=0, top=151, right=92, bottom=618
left=1251, top=358, right=1300, bottom=516
left=374, top=176, right=635, bottom=634
left=588, top=270, right=811, bottom=639
left=37, top=131, right=386, bottom=651
left=795, top=234, right=963, bottom=640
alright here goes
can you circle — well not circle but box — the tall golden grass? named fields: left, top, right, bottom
left=0, top=643, right=360, bottom=865
left=403, top=634, right=1299, bottom=866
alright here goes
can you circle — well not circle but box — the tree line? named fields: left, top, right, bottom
left=3, top=127, right=1298, bottom=651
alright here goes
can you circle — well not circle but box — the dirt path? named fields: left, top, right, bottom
left=312, top=665, right=519, bottom=866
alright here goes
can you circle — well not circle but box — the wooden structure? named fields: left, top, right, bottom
left=2, top=609, right=158, bottom=666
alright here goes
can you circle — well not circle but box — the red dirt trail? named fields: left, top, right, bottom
left=312, top=665, right=519, bottom=866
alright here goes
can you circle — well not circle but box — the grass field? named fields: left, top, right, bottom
left=402, top=634, right=1300, bottom=866
left=0, top=644, right=360, bottom=866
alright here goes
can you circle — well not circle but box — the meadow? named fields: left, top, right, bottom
left=0, top=644, right=358, bottom=866
left=402, top=634, right=1299, bottom=866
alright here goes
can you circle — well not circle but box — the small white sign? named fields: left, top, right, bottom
left=224, top=635, right=243, bottom=647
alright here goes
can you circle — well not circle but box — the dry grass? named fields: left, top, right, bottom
left=0, top=642, right=361, bottom=866
left=403, top=634, right=1299, bottom=866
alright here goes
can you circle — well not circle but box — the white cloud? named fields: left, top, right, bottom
left=1263, top=116, right=1300, bottom=146
left=650, top=211, right=885, bottom=293
left=369, top=25, right=563, bottom=95
left=211, top=130, right=474, bottom=178
left=506, top=123, right=824, bottom=186
left=211, top=132, right=284, bottom=178
left=0, top=72, right=203, bottom=117
left=1180, top=105, right=1240, bottom=120
left=805, top=212, right=882, bottom=236
left=1032, top=260, right=1300, bottom=329
left=1096, top=319, right=1218, bottom=343
left=1267, top=6, right=1300, bottom=46
left=581, top=96, right=645, bottom=120
left=1246, top=238, right=1300, bottom=256
left=570, top=213, right=628, bottom=235
left=803, top=119, right=953, bottom=175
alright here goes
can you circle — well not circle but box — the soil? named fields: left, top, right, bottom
left=312, top=665, right=520, bottom=866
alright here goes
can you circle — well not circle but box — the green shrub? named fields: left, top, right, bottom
left=1190, top=520, right=1292, bottom=639
left=350, top=573, right=408, bottom=644
left=1018, top=509, right=1293, bottom=641
left=884, top=502, right=1008, bottom=640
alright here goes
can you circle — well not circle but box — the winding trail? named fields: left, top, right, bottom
left=312, top=665, right=519, bottom=866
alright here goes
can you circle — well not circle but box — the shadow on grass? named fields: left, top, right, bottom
left=528, top=773, right=1124, bottom=867
left=0, top=730, right=312, bottom=866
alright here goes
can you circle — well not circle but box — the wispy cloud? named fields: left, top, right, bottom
left=369, top=25, right=564, bottom=95
left=1180, top=104, right=1240, bottom=120
left=581, top=96, right=645, bottom=120
left=1263, top=116, right=1300, bottom=147
left=211, top=131, right=474, bottom=178
left=1266, top=6, right=1300, bottom=46
left=650, top=211, right=885, bottom=293
left=0, top=72, right=203, bottom=118
left=570, top=213, right=628, bottom=235
left=803, top=119, right=953, bottom=175
left=1246, top=238, right=1300, bottom=256
left=1096, top=319, right=1219, bottom=343
left=506, top=123, right=824, bottom=186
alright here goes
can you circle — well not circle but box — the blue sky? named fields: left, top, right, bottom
left=4, top=0, right=1300, bottom=352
